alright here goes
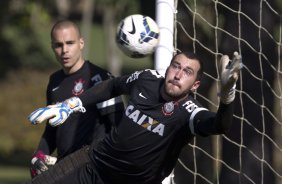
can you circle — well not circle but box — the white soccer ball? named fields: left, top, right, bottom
left=116, top=14, right=160, bottom=58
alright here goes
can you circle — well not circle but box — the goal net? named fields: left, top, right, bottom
left=167, top=0, right=282, bottom=183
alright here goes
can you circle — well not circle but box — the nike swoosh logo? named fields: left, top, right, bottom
left=139, top=92, right=147, bottom=99
left=128, top=17, right=136, bottom=34
left=52, top=86, right=59, bottom=92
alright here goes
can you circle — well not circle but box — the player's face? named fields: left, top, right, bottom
left=51, top=26, right=84, bottom=74
left=164, top=54, right=201, bottom=100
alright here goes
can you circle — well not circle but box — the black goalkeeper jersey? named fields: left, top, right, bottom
left=78, top=69, right=233, bottom=184
left=37, top=61, right=124, bottom=159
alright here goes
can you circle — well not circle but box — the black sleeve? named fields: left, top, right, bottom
left=79, top=75, right=129, bottom=106
left=194, top=102, right=234, bottom=136
left=36, top=125, right=57, bottom=154
left=36, top=77, right=57, bottom=155
left=46, top=76, right=53, bottom=106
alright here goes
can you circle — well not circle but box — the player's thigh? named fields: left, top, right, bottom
left=58, top=162, right=104, bottom=184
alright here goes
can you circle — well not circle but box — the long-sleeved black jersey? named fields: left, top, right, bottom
left=36, top=61, right=124, bottom=159
left=78, top=69, right=234, bottom=184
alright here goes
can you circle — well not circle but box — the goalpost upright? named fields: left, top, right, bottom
left=155, top=1, right=175, bottom=184
left=154, top=0, right=175, bottom=76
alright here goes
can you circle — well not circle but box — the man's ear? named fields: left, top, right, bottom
left=191, top=80, right=201, bottom=92
left=80, top=38, right=84, bottom=49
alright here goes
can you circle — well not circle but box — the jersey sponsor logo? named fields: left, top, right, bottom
left=125, top=105, right=165, bottom=136
left=91, top=74, right=102, bottom=86
left=138, top=92, right=147, bottom=99
left=72, top=79, right=85, bottom=96
left=126, top=71, right=142, bottom=83
left=182, top=100, right=198, bottom=113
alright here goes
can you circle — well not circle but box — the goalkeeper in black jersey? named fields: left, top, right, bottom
left=29, top=20, right=124, bottom=178
left=26, top=50, right=242, bottom=184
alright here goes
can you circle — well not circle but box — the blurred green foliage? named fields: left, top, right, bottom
left=0, top=166, right=30, bottom=184
left=0, top=1, right=57, bottom=78
left=0, top=0, right=146, bottom=79
left=0, top=70, right=48, bottom=156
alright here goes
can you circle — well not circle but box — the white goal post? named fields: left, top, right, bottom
left=154, top=0, right=175, bottom=76
left=155, top=1, right=175, bottom=183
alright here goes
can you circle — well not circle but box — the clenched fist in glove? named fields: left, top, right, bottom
left=219, top=51, right=242, bottom=104
left=28, top=97, right=86, bottom=126
left=30, top=150, right=57, bottom=178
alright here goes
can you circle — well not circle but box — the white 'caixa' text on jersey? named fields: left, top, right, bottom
left=125, top=104, right=165, bottom=136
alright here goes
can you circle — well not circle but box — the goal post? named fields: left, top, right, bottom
left=154, top=0, right=175, bottom=76
left=155, top=1, right=175, bottom=184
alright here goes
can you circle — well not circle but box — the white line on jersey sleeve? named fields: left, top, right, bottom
left=189, top=107, right=208, bottom=135
left=96, top=96, right=123, bottom=109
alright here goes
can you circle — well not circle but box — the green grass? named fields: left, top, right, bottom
left=0, top=166, right=30, bottom=184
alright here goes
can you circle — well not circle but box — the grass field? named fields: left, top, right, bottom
left=0, top=166, right=30, bottom=184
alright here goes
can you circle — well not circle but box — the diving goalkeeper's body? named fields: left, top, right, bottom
left=26, top=51, right=242, bottom=184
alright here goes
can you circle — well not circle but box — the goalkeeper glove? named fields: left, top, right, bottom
left=28, top=97, right=86, bottom=126
left=30, top=151, right=57, bottom=178
left=219, top=51, right=242, bottom=104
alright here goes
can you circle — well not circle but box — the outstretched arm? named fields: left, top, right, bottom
left=79, top=77, right=123, bottom=106
left=193, top=102, right=234, bottom=136
left=191, top=52, right=242, bottom=136
left=28, top=76, right=127, bottom=126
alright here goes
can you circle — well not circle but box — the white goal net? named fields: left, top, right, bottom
left=166, top=0, right=282, bottom=183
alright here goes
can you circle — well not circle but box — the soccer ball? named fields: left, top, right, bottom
left=116, top=14, right=160, bottom=58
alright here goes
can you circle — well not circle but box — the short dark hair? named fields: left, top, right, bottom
left=171, top=51, right=204, bottom=81
left=50, top=20, right=81, bottom=39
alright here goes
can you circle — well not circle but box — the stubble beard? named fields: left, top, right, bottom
left=164, top=84, right=187, bottom=101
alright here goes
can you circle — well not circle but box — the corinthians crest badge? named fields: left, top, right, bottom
left=162, top=101, right=175, bottom=116
left=72, top=79, right=85, bottom=96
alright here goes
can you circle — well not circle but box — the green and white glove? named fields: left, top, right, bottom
left=219, top=51, right=242, bottom=104
left=28, top=97, right=86, bottom=126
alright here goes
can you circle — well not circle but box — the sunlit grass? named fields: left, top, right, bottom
left=0, top=166, right=30, bottom=184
